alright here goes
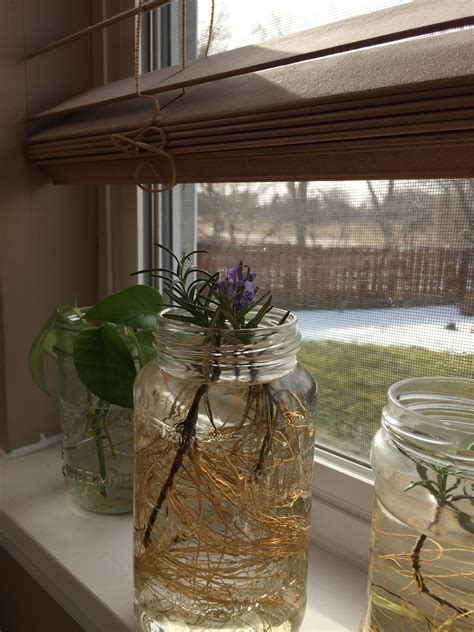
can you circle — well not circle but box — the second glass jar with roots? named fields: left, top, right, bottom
left=133, top=308, right=317, bottom=632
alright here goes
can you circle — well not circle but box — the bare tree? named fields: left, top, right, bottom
left=261, top=183, right=320, bottom=247
left=251, top=13, right=287, bottom=40
left=367, top=180, right=398, bottom=246
left=250, top=15, right=318, bottom=247
left=286, top=182, right=309, bottom=247
left=440, top=179, right=474, bottom=247
left=368, top=179, right=473, bottom=249
left=315, top=187, right=358, bottom=245
left=366, top=180, right=429, bottom=247
left=198, top=184, right=259, bottom=245
left=197, top=4, right=231, bottom=58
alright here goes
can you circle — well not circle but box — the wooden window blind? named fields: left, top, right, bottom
left=26, top=0, right=474, bottom=185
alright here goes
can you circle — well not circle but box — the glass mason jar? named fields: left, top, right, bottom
left=55, top=313, right=134, bottom=514
left=363, top=377, right=474, bottom=632
left=133, top=308, right=317, bottom=632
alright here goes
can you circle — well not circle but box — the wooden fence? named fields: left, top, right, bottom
left=198, top=244, right=472, bottom=309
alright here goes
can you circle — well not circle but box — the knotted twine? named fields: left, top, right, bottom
left=109, top=0, right=216, bottom=191
left=110, top=0, right=176, bottom=193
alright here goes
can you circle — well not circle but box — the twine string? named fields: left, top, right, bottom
left=110, top=0, right=216, bottom=190
left=204, top=0, right=215, bottom=58
left=110, top=0, right=177, bottom=192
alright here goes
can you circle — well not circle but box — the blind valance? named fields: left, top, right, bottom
left=27, top=1, right=474, bottom=184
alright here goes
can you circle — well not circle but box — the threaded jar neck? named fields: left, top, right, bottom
left=382, top=377, right=474, bottom=471
left=54, top=308, right=89, bottom=357
left=154, top=307, right=301, bottom=382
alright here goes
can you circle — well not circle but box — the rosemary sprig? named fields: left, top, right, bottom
left=402, top=450, right=474, bottom=618
left=134, top=245, right=285, bottom=331
left=404, top=456, right=474, bottom=534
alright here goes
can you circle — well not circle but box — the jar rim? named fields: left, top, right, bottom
left=53, top=306, right=90, bottom=332
left=387, top=376, right=474, bottom=419
left=154, top=307, right=301, bottom=382
left=156, top=306, right=298, bottom=334
left=383, top=376, right=474, bottom=470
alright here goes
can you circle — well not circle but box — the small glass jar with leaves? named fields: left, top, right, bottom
left=29, top=285, right=163, bottom=514
left=133, top=250, right=317, bottom=632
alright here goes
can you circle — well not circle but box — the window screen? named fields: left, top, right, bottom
left=177, top=180, right=474, bottom=464
left=195, top=0, right=410, bottom=56
left=159, top=0, right=411, bottom=66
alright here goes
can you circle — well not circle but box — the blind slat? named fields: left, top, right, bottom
left=28, top=101, right=474, bottom=158
left=29, top=29, right=474, bottom=145
left=30, top=0, right=473, bottom=120
left=33, top=132, right=474, bottom=165
left=28, top=108, right=474, bottom=159
left=35, top=142, right=474, bottom=184
left=28, top=89, right=473, bottom=148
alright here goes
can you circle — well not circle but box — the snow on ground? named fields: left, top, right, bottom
left=294, top=305, right=474, bottom=354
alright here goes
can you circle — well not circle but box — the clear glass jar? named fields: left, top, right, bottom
left=55, top=314, right=134, bottom=514
left=364, top=377, right=474, bottom=632
left=133, top=308, right=317, bottom=632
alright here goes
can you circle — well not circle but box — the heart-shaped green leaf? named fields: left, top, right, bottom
left=85, top=285, right=163, bottom=329
left=29, top=304, right=90, bottom=395
left=73, top=324, right=137, bottom=409
left=28, top=313, right=58, bottom=395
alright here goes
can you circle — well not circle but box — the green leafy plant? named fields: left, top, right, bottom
left=29, top=285, right=163, bottom=502
left=29, top=285, right=163, bottom=409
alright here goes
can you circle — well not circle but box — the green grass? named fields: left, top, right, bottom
left=298, top=341, right=474, bottom=462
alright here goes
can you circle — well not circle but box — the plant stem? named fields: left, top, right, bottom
left=252, top=383, right=277, bottom=477
left=411, top=530, right=469, bottom=617
left=143, top=383, right=208, bottom=547
left=91, top=410, right=108, bottom=497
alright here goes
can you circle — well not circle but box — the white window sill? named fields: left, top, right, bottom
left=0, top=444, right=368, bottom=632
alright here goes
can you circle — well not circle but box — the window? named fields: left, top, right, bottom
left=141, top=2, right=473, bottom=469
left=191, top=179, right=473, bottom=466
left=146, top=177, right=473, bottom=469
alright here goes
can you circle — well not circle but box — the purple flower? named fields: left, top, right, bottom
left=218, top=261, right=257, bottom=312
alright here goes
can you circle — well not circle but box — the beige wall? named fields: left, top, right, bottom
left=0, top=1, right=98, bottom=451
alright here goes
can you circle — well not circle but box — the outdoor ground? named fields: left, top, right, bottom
left=295, top=305, right=474, bottom=353
left=296, top=306, right=474, bottom=462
